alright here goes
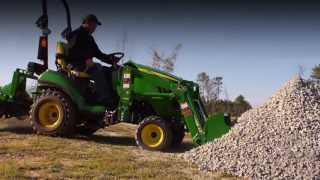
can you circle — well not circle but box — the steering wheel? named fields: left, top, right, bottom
left=110, top=52, right=124, bottom=61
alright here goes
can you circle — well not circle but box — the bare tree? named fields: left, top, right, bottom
left=121, top=29, right=128, bottom=64
left=298, top=64, right=305, bottom=78
left=197, top=72, right=223, bottom=103
left=152, top=44, right=182, bottom=73
left=197, top=72, right=209, bottom=102
left=224, top=86, right=230, bottom=101
left=152, top=50, right=163, bottom=69
left=213, top=77, right=223, bottom=100
left=116, top=28, right=130, bottom=64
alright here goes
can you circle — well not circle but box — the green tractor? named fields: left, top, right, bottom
left=0, top=0, right=230, bottom=151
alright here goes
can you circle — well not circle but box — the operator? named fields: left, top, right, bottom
left=66, top=14, right=120, bottom=108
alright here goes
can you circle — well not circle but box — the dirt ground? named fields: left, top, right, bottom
left=0, top=118, right=237, bottom=180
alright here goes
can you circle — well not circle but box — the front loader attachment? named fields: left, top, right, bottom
left=177, top=81, right=231, bottom=145
left=204, top=112, right=231, bottom=142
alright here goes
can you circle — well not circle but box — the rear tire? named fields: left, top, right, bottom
left=135, top=116, right=172, bottom=151
left=29, top=89, right=76, bottom=137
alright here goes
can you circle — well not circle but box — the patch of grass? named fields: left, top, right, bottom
left=50, top=162, right=64, bottom=173
left=30, top=136, right=68, bottom=150
left=0, top=161, right=24, bottom=179
left=0, top=139, right=32, bottom=156
left=0, top=120, right=239, bottom=179
left=221, top=172, right=239, bottom=178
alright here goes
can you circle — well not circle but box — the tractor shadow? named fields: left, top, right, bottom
left=0, top=124, right=137, bottom=147
left=0, top=119, right=33, bottom=134
left=0, top=124, right=136, bottom=147
left=0, top=119, right=194, bottom=153
left=76, top=134, right=137, bottom=147
left=0, top=126, right=195, bottom=152
left=76, top=135, right=195, bottom=153
left=0, top=125, right=33, bottom=134
left=166, top=142, right=195, bottom=153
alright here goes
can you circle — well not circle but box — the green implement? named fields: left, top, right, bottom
left=0, top=69, right=33, bottom=118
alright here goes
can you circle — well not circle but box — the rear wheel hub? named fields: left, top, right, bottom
left=38, top=100, right=64, bottom=129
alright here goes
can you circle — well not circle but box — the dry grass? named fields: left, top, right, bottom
left=0, top=118, right=237, bottom=180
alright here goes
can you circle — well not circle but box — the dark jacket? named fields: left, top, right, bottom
left=66, top=26, right=111, bottom=70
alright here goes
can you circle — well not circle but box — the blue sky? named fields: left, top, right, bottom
left=0, top=0, right=319, bottom=106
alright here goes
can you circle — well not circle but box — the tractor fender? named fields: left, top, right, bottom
left=37, top=70, right=105, bottom=113
left=37, top=81, right=78, bottom=100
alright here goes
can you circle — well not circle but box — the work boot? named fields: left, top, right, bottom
left=102, top=110, right=117, bottom=126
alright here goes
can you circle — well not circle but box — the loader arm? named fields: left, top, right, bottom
left=176, top=82, right=230, bottom=145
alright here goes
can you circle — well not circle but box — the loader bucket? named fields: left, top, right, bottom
left=204, top=112, right=231, bottom=143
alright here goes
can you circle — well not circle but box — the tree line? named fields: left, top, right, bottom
left=196, top=72, right=252, bottom=120
left=311, top=64, right=320, bottom=80
left=151, top=45, right=252, bottom=120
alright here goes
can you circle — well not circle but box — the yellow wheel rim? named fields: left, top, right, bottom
left=141, top=124, right=165, bottom=148
left=38, top=100, right=64, bottom=129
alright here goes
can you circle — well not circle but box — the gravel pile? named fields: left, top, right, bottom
left=183, top=76, right=320, bottom=179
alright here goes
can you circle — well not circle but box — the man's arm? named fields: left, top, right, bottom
left=91, top=38, right=116, bottom=65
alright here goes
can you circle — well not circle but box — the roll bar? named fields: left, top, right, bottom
left=61, top=0, right=72, bottom=39
left=35, top=0, right=72, bottom=73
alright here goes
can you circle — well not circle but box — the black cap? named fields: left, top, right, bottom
left=82, top=14, right=102, bottom=25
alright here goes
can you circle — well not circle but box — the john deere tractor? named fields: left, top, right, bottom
left=0, top=0, right=230, bottom=151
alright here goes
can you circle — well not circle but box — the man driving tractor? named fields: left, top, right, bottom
left=0, top=0, right=231, bottom=150
left=66, top=14, right=121, bottom=108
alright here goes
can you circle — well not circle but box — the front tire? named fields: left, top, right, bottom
left=30, top=89, right=76, bottom=137
left=135, top=116, right=173, bottom=151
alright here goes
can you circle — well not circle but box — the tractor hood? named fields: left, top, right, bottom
left=124, top=61, right=183, bottom=83
left=124, top=61, right=200, bottom=95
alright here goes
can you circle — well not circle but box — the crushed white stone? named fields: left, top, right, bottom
left=182, top=76, right=320, bottom=179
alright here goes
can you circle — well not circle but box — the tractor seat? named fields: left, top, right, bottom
left=55, top=41, right=90, bottom=78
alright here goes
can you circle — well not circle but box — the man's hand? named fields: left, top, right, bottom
left=85, top=58, right=95, bottom=69
left=109, top=54, right=121, bottom=64
left=98, top=53, right=123, bottom=65
left=112, top=61, right=120, bottom=70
